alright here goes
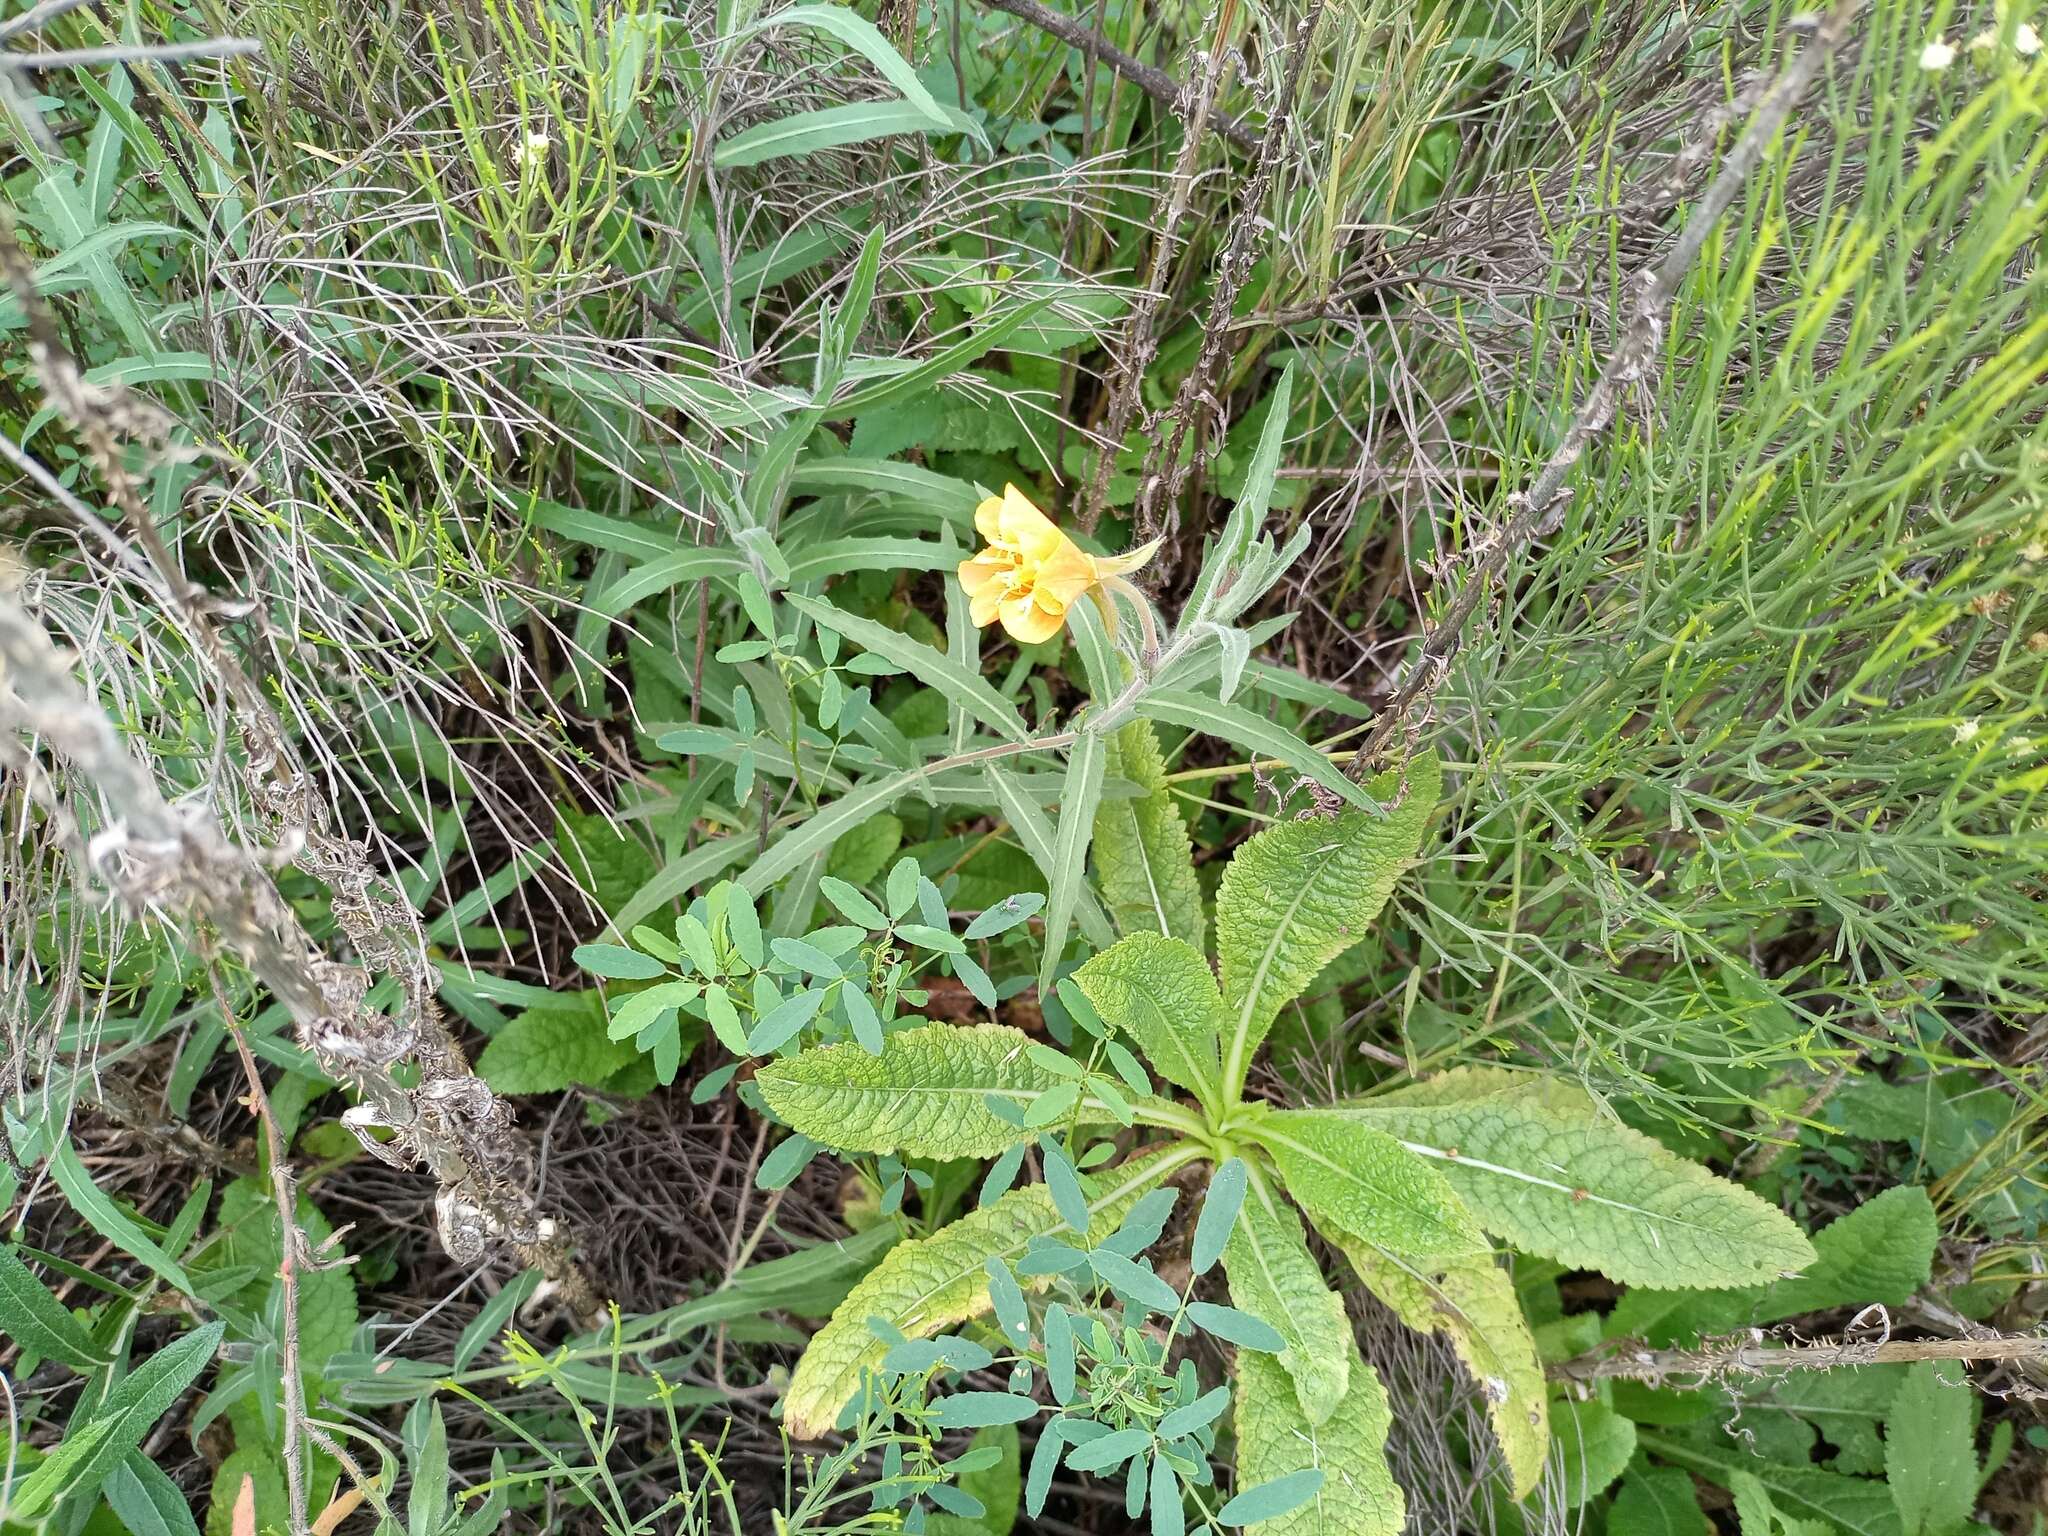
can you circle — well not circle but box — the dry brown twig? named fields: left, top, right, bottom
left=1347, top=0, right=1864, bottom=776
left=976, top=0, right=1259, bottom=154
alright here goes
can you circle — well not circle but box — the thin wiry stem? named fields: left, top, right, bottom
left=1348, top=0, right=1865, bottom=775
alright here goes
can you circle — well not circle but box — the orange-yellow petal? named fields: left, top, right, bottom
left=958, top=553, right=1006, bottom=595
left=1000, top=589, right=1068, bottom=644
left=1088, top=535, right=1162, bottom=580
left=995, top=484, right=1069, bottom=565
left=974, top=495, right=1008, bottom=546
left=969, top=585, right=1006, bottom=628
left=1032, top=539, right=1096, bottom=605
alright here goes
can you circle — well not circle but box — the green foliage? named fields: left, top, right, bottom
left=763, top=748, right=1819, bottom=1519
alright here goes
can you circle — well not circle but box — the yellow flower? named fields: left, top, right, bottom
left=956, top=485, right=1160, bottom=644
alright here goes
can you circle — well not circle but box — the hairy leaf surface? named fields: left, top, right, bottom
left=1251, top=1108, right=1483, bottom=1259
left=1220, top=1164, right=1352, bottom=1425
left=1072, top=932, right=1222, bottom=1109
left=1235, top=1345, right=1403, bottom=1536
left=1094, top=721, right=1205, bottom=949
left=783, top=1150, right=1188, bottom=1435
left=1216, top=754, right=1438, bottom=1093
left=757, top=1022, right=1060, bottom=1158
left=1338, top=1092, right=1815, bottom=1289
left=1339, top=1241, right=1547, bottom=1497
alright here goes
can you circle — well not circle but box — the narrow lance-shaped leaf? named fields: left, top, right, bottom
left=1216, top=754, right=1439, bottom=1097
left=1139, top=691, right=1375, bottom=813
left=782, top=1147, right=1196, bottom=1435
left=789, top=595, right=1029, bottom=744
left=1219, top=1162, right=1353, bottom=1426
left=986, top=765, right=1116, bottom=948
left=1093, top=721, right=1205, bottom=950
left=1037, top=731, right=1106, bottom=996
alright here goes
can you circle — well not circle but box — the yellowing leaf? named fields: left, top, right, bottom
left=783, top=1148, right=1191, bottom=1435
left=1339, top=1241, right=1548, bottom=1498
left=1235, top=1344, right=1404, bottom=1536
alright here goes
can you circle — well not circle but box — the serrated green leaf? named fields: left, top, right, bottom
left=1073, top=933, right=1224, bottom=1114
left=757, top=1023, right=1074, bottom=1158
left=477, top=1003, right=637, bottom=1095
left=1234, top=1344, right=1403, bottom=1536
left=1220, top=1164, right=1352, bottom=1425
left=1643, top=1431, right=1903, bottom=1536
left=0, top=1243, right=106, bottom=1367
left=1886, top=1362, right=1978, bottom=1536
left=783, top=1148, right=1192, bottom=1434
left=1251, top=1109, right=1482, bottom=1260
left=1610, top=1464, right=1713, bottom=1536
left=1216, top=755, right=1438, bottom=1096
left=1333, top=1089, right=1816, bottom=1289
left=1336, top=1241, right=1547, bottom=1498
left=1608, top=1186, right=1938, bottom=1346
left=1094, top=721, right=1205, bottom=949
left=1552, top=1399, right=1636, bottom=1506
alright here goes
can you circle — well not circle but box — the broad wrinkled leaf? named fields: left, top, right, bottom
left=1216, top=754, right=1439, bottom=1094
left=1336, top=1080, right=1816, bottom=1289
left=1093, top=721, right=1205, bottom=949
left=1250, top=1109, right=1482, bottom=1259
left=1072, top=933, right=1223, bottom=1110
left=1234, top=1345, right=1403, bottom=1536
left=1338, top=1241, right=1547, bottom=1498
left=1220, top=1169, right=1352, bottom=1425
left=757, top=1022, right=1066, bottom=1158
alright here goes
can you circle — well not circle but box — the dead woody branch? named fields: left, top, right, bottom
left=1555, top=1325, right=2048, bottom=1395
left=1348, top=0, right=1864, bottom=775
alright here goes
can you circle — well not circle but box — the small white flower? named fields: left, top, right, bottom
left=1969, top=27, right=2000, bottom=50
left=2024, top=540, right=2047, bottom=562
left=1920, top=38, right=1957, bottom=69
left=2009, top=736, right=2036, bottom=755
left=512, top=130, right=552, bottom=169
left=1953, top=718, right=1980, bottom=744
left=2018, top=22, right=2042, bottom=54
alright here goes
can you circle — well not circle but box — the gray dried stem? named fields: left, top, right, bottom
left=1348, top=0, right=1865, bottom=775
left=1554, top=1326, right=2048, bottom=1392
left=0, top=214, right=599, bottom=1321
